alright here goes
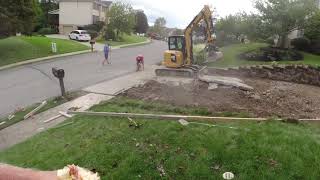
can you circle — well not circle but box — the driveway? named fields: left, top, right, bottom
left=0, top=40, right=167, bottom=118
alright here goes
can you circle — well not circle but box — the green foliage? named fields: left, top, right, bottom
left=107, top=2, right=136, bottom=40
left=153, top=17, right=167, bottom=37
left=83, top=21, right=105, bottom=32
left=105, top=27, right=116, bottom=41
left=254, top=0, right=317, bottom=48
left=304, top=11, right=320, bottom=41
left=82, top=21, right=105, bottom=39
left=135, top=11, right=148, bottom=34
left=216, top=13, right=269, bottom=42
left=171, top=28, right=184, bottom=36
left=0, top=0, right=38, bottom=37
left=208, top=43, right=320, bottom=68
left=291, top=37, right=311, bottom=51
left=37, top=27, right=56, bottom=35
left=38, top=0, right=58, bottom=28
left=265, top=37, right=275, bottom=46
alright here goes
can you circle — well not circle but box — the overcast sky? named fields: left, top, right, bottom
left=122, top=0, right=256, bottom=28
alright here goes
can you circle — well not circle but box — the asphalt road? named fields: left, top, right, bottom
left=0, top=40, right=167, bottom=118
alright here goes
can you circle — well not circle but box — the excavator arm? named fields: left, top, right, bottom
left=184, top=5, right=215, bottom=65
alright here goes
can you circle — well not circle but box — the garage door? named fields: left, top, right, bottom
left=63, top=26, right=74, bottom=35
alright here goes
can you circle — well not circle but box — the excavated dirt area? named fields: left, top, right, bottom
left=123, top=75, right=320, bottom=119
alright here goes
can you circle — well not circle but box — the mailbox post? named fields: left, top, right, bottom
left=52, top=68, right=66, bottom=97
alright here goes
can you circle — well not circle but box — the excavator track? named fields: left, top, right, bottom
left=155, top=66, right=205, bottom=78
left=155, top=68, right=195, bottom=78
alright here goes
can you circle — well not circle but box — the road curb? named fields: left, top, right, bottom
left=0, top=50, right=94, bottom=71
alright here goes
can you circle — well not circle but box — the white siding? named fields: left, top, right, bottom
left=60, top=2, right=93, bottom=26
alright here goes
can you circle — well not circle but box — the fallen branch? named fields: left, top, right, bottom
left=43, top=114, right=63, bottom=123
left=24, top=101, right=47, bottom=120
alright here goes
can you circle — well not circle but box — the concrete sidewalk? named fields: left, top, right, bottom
left=0, top=66, right=157, bottom=151
left=84, top=65, right=156, bottom=95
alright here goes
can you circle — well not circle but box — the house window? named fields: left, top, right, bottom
left=93, top=15, right=99, bottom=23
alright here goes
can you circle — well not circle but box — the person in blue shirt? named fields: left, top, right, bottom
left=103, top=43, right=111, bottom=65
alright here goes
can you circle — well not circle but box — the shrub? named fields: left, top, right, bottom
left=37, top=28, right=56, bottom=35
left=105, top=28, right=116, bottom=41
left=291, top=37, right=311, bottom=51
left=310, top=40, right=320, bottom=55
left=82, top=21, right=105, bottom=32
left=86, top=30, right=99, bottom=39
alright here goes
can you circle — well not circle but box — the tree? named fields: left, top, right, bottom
left=153, top=17, right=166, bottom=37
left=304, top=11, right=320, bottom=41
left=0, top=0, right=38, bottom=38
left=172, top=28, right=184, bottom=36
left=107, top=2, right=136, bottom=40
left=135, top=11, right=148, bottom=34
left=255, top=0, right=317, bottom=48
left=39, top=0, right=58, bottom=28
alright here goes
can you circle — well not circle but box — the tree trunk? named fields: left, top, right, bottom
left=277, top=34, right=289, bottom=49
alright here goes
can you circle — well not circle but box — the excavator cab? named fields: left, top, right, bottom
left=162, top=36, right=186, bottom=68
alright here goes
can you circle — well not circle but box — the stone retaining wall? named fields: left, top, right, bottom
left=205, top=65, right=320, bottom=86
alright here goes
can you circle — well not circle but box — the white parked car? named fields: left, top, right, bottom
left=69, top=30, right=91, bottom=41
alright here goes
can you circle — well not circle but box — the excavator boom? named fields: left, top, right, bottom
left=184, top=5, right=215, bottom=65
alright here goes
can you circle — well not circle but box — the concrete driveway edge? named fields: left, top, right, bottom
left=0, top=50, right=94, bottom=71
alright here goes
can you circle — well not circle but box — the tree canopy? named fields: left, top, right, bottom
left=107, top=2, right=136, bottom=39
left=135, top=11, right=148, bottom=34
left=0, top=0, right=38, bottom=38
left=153, top=17, right=167, bottom=37
left=254, top=0, right=317, bottom=47
left=304, top=11, right=320, bottom=41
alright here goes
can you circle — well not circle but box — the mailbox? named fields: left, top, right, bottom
left=52, top=67, right=66, bottom=97
left=52, top=68, right=65, bottom=78
left=90, top=40, right=96, bottom=45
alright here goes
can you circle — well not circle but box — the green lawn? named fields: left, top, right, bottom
left=97, top=34, right=148, bottom=46
left=1, top=97, right=320, bottom=179
left=208, top=43, right=320, bottom=68
left=0, top=36, right=89, bottom=67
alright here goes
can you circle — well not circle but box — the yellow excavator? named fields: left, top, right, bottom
left=155, top=5, right=216, bottom=77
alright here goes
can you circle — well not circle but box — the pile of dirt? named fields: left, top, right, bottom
left=123, top=77, right=320, bottom=119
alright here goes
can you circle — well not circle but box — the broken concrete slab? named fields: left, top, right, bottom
left=199, top=75, right=253, bottom=91
left=0, top=93, right=112, bottom=151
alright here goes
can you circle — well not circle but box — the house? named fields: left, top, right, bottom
left=288, top=0, right=320, bottom=41
left=49, top=0, right=112, bottom=35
